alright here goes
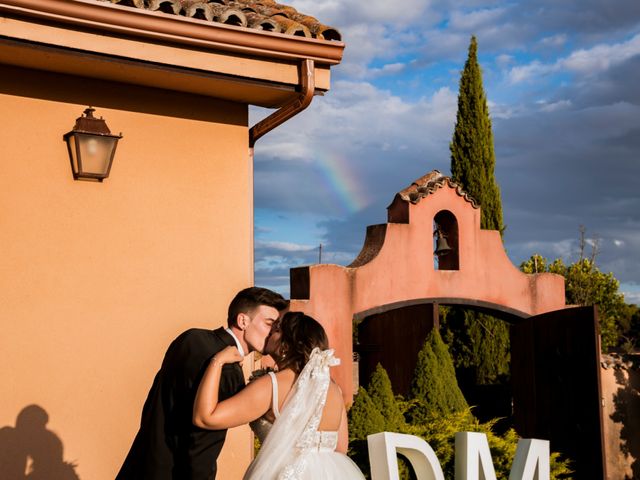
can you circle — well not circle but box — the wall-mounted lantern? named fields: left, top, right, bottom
left=63, top=107, right=122, bottom=182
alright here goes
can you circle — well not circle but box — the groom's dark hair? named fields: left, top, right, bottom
left=277, top=311, right=329, bottom=374
left=227, top=287, right=288, bottom=327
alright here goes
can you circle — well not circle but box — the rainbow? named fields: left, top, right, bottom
left=314, top=151, right=370, bottom=215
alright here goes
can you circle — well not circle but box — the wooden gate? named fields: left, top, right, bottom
left=356, top=303, right=438, bottom=396
left=511, top=306, right=606, bottom=478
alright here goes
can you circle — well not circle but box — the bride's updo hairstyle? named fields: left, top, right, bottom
left=277, top=311, right=329, bottom=374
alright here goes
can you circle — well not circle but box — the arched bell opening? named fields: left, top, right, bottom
left=433, top=210, right=459, bottom=270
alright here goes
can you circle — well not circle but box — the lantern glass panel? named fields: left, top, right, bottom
left=67, top=134, right=80, bottom=174
left=77, top=133, right=117, bottom=176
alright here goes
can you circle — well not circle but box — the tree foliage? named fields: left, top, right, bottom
left=403, top=409, right=573, bottom=479
left=348, top=386, right=386, bottom=478
left=446, top=35, right=510, bottom=385
left=450, top=35, right=503, bottom=234
left=368, top=363, right=406, bottom=432
left=520, top=253, right=630, bottom=351
left=618, top=303, right=640, bottom=353
left=348, top=361, right=573, bottom=479
left=348, top=386, right=385, bottom=443
left=408, top=329, right=469, bottom=423
left=440, top=308, right=511, bottom=385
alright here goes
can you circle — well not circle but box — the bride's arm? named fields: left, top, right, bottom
left=193, top=346, right=272, bottom=430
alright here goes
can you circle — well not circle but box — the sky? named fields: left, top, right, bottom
left=251, top=0, right=640, bottom=305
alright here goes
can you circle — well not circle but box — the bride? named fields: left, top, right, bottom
left=193, top=311, right=365, bottom=479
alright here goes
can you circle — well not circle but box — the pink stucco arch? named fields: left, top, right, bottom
left=289, top=170, right=566, bottom=402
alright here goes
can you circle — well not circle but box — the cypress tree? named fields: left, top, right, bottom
left=348, top=386, right=386, bottom=478
left=409, top=329, right=468, bottom=422
left=447, top=36, right=510, bottom=386
left=348, top=386, right=386, bottom=442
left=367, top=363, right=405, bottom=432
left=450, top=35, right=503, bottom=233
left=366, top=365, right=414, bottom=479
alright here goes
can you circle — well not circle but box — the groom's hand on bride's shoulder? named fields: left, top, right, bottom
left=215, top=346, right=244, bottom=366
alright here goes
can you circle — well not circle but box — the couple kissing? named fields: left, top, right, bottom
left=117, top=287, right=365, bottom=479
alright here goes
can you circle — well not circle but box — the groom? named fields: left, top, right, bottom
left=116, top=287, right=288, bottom=480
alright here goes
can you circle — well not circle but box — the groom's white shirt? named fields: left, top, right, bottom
left=225, top=327, right=245, bottom=357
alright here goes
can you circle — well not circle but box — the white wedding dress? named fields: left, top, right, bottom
left=245, top=348, right=365, bottom=480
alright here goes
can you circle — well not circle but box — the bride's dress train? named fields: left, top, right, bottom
left=245, top=349, right=365, bottom=479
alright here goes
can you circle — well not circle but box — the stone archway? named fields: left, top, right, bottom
left=288, top=170, right=606, bottom=478
left=289, top=171, right=565, bottom=396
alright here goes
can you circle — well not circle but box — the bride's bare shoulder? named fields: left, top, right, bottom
left=274, top=368, right=296, bottom=379
left=273, top=368, right=296, bottom=388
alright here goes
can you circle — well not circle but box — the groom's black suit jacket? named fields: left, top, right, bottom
left=116, top=327, right=245, bottom=480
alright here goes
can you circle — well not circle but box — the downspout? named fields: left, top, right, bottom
left=247, top=58, right=315, bottom=283
left=249, top=58, right=315, bottom=148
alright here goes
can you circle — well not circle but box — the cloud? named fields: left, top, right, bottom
left=507, top=60, right=549, bottom=84
left=621, top=285, right=640, bottom=306
left=495, top=103, right=640, bottom=282
left=449, top=7, right=508, bottom=31
left=251, top=0, right=640, bottom=294
left=369, top=62, right=409, bottom=77
left=525, top=0, right=640, bottom=38
left=561, top=33, right=640, bottom=74
left=254, top=232, right=360, bottom=297
left=515, top=239, right=577, bottom=261
left=255, top=240, right=316, bottom=252
left=495, top=54, right=514, bottom=68
left=508, top=33, right=640, bottom=83
left=253, top=82, right=458, bottom=217
left=287, top=0, right=433, bottom=80
left=537, top=99, right=572, bottom=112
left=290, top=0, right=433, bottom=26
left=537, top=33, right=568, bottom=49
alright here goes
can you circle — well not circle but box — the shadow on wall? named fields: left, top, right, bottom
left=0, top=404, right=80, bottom=480
left=611, top=358, right=640, bottom=480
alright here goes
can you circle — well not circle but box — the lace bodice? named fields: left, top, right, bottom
left=251, top=422, right=338, bottom=451
left=302, top=430, right=338, bottom=452
left=248, top=371, right=339, bottom=449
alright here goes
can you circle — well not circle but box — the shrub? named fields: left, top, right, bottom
left=408, top=329, right=469, bottom=423
left=367, top=363, right=405, bottom=432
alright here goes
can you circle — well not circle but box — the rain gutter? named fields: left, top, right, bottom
left=0, top=0, right=344, bottom=65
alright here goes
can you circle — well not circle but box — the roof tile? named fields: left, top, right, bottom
left=397, top=170, right=480, bottom=208
left=102, top=0, right=342, bottom=41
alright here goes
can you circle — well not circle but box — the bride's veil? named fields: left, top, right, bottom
left=243, top=348, right=340, bottom=479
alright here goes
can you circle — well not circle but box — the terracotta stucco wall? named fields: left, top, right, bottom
left=291, top=184, right=565, bottom=401
left=0, top=65, right=253, bottom=479
left=601, top=363, right=640, bottom=479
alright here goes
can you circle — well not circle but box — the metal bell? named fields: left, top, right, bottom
left=434, top=230, right=452, bottom=257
